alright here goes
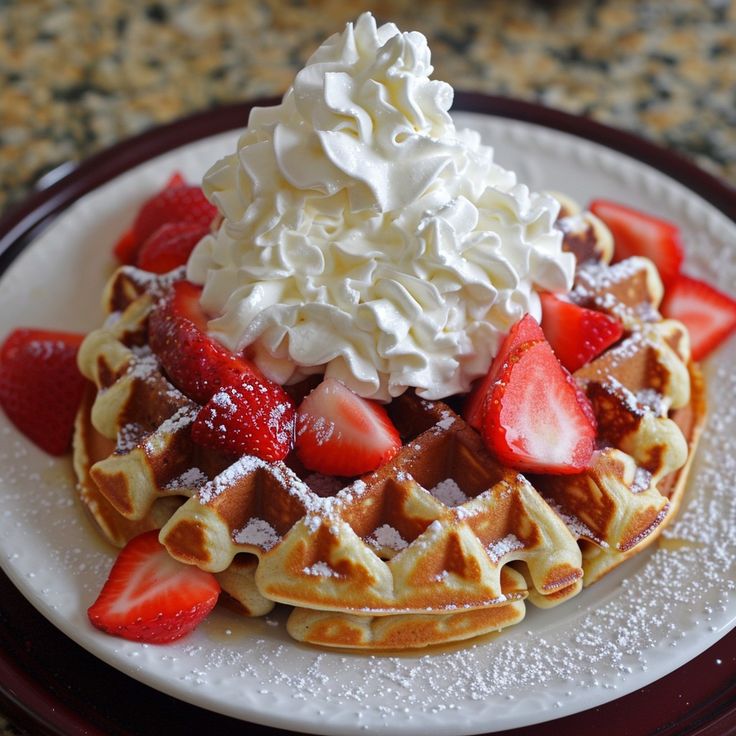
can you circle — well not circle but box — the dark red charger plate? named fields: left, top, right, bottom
left=0, top=94, right=734, bottom=736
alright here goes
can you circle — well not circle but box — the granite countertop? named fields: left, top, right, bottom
left=0, top=0, right=735, bottom=733
left=1, top=0, right=735, bottom=219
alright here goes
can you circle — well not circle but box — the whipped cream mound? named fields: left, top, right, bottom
left=187, top=12, right=575, bottom=401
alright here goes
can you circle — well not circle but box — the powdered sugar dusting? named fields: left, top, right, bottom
left=127, top=344, right=160, bottom=381
left=116, top=422, right=146, bottom=453
left=548, top=500, right=609, bottom=547
left=165, top=467, right=208, bottom=491
left=487, top=534, right=524, bottom=563
left=303, top=561, right=338, bottom=577
left=234, top=517, right=280, bottom=551
left=429, top=478, right=469, bottom=507
left=367, top=524, right=408, bottom=552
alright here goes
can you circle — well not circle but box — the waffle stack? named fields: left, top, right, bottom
left=74, top=209, right=705, bottom=649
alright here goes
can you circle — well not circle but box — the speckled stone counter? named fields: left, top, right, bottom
left=0, top=1, right=735, bottom=733
left=1, top=0, right=735, bottom=218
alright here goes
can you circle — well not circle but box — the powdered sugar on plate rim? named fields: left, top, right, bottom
left=0, top=111, right=734, bottom=736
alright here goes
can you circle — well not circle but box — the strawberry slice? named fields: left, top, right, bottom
left=589, top=199, right=684, bottom=287
left=136, top=222, right=210, bottom=274
left=112, top=228, right=138, bottom=265
left=88, top=530, right=220, bottom=644
left=463, top=314, right=545, bottom=430
left=295, top=378, right=401, bottom=476
left=539, top=292, right=624, bottom=373
left=0, top=329, right=88, bottom=455
left=113, top=172, right=216, bottom=265
left=661, top=273, right=736, bottom=361
left=482, top=340, right=597, bottom=474
left=192, top=379, right=296, bottom=462
left=148, top=281, right=260, bottom=405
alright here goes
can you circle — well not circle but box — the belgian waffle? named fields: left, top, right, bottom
left=74, top=209, right=706, bottom=649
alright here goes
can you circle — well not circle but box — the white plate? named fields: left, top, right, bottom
left=0, top=111, right=735, bottom=736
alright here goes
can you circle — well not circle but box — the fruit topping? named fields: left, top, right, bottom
left=296, top=377, right=401, bottom=476
left=463, top=314, right=545, bottom=430
left=539, top=292, right=624, bottom=373
left=88, top=530, right=220, bottom=643
left=149, top=281, right=296, bottom=461
left=589, top=199, right=684, bottom=288
left=192, top=380, right=296, bottom=462
left=136, top=222, right=211, bottom=274
left=113, top=172, right=216, bottom=265
left=0, top=328, right=88, bottom=455
left=661, top=273, right=736, bottom=361
left=481, top=338, right=597, bottom=474
left=148, top=281, right=260, bottom=405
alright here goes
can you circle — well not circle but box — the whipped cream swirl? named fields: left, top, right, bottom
left=188, top=12, right=574, bottom=400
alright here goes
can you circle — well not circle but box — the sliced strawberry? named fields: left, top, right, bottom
left=482, top=340, right=596, bottom=474
left=192, top=380, right=295, bottom=462
left=539, top=292, right=624, bottom=373
left=295, top=378, right=401, bottom=476
left=113, top=172, right=216, bottom=265
left=136, top=222, right=210, bottom=274
left=112, top=228, right=138, bottom=264
left=148, top=281, right=260, bottom=405
left=0, top=329, right=88, bottom=455
left=589, top=199, right=684, bottom=287
left=88, top=530, right=220, bottom=644
left=661, top=273, right=736, bottom=361
left=164, top=171, right=185, bottom=188
left=463, top=314, right=545, bottom=430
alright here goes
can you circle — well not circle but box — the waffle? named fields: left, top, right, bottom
left=74, top=210, right=705, bottom=649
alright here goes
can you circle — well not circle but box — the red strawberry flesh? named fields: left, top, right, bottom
left=539, top=292, right=624, bottom=373
left=296, top=378, right=401, bottom=476
left=136, top=222, right=210, bottom=274
left=0, top=329, right=87, bottom=455
left=661, top=273, right=736, bottom=361
left=113, top=172, right=216, bottom=265
left=148, top=281, right=260, bottom=405
left=589, top=199, right=684, bottom=287
left=482, top=340, right=596, bottom=474
left=88, top=530, right=220, bottom=644
left=192, top=380, right=295, bottom=462
left=463, top=314, right=545, bottom=430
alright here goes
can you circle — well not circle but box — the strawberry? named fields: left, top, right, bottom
left=112, top=228, right=139, bottom=265
left=295, top=378, right=401, bottom=476
left=113, top=172, right=216, bottom=265
left=0, top=329, right=87, bottom=455
left=88, top=530, right=220, bottom=644
left=148, top=281, right=260, bottom=405
left=482, top=340, right=596, bottom=474
left=539, top=292, right=624, bottom=373
left=661, top=273, right=736, bottom=361
left=463, top=314, right=545, bottom=430
left=191, top=380, right=295, bottom=462
left=136, top=222, right=210, bottom=274
left=589, top=199, right=684, bottom=287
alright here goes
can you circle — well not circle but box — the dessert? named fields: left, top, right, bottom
left=0, top=14, right=732, bottom=651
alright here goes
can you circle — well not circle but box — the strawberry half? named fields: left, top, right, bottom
left=482, top=340, right=597, bottom=474
left=463, top=314, right=545, bottom=430
left=589, top=199, right=684, bottom=287
left=661, top=273, right=736, bottom=361
left=148, top=281, right=260, bottom=405
left=539, top=292, right=624, bottom=373
left=192, top=380, right=296, bottom=462
left=88, top=530, right=220, bottom=644
left=295, top=378, right=401, bottom=476
left=113, top=172, right=216, bottom=265
left=136, top=222, right=211, bottom=274
left=0, top=329, right=87, bottom=455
